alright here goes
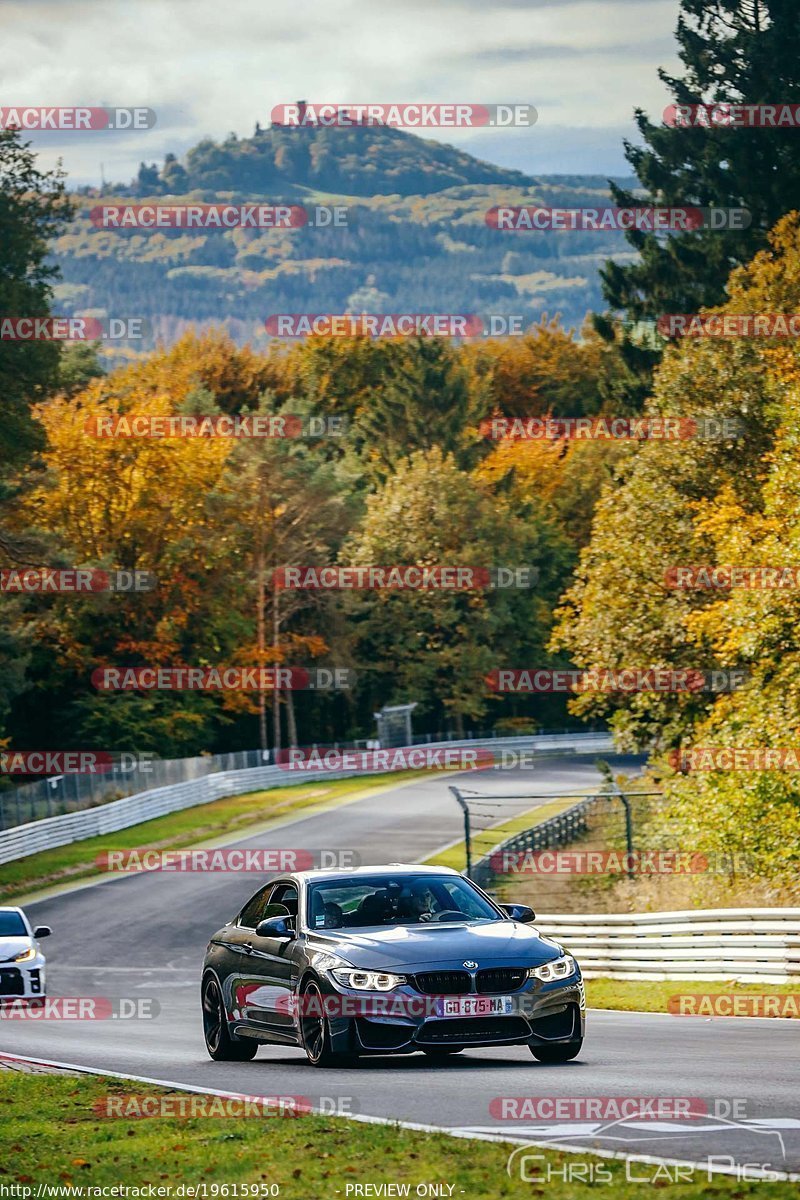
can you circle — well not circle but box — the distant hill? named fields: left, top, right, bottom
left=52, top=123, right=639, bottom=352
left=127, top=121, right=536, bottom=199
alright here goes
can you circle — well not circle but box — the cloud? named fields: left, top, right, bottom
left=383, top=0, right=666, bottom=7
left=469, top=36, right=675, bottom=66
left=0, top=0, right=680, bottom=185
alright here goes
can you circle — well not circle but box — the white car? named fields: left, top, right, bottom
left=0, top=907, right=50, bottom=998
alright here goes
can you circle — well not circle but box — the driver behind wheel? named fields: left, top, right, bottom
left=399, top=885, right=434, bottom=922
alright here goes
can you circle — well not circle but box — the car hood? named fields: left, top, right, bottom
left=306, top=920, right=564, bottom=972
left=0, top=936, right=33, bottom=962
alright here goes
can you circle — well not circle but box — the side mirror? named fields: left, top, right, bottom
left=34, top=926, right=52, bottom=939
left=255, top=916, right=295, bottom=939
left=255, top=905, right=295, bottom=939
left=500, top=903, right=535, bottom=923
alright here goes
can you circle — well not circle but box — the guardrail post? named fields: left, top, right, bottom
left=449, top=786, right=472, bottom=877
left=613, top=787, right=635, bottom=879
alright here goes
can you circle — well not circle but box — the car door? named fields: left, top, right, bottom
left=224, top=884, right=272, bottom=962
left=221, top=884, right=273, bottom=1025
left=235, top=882, right=299, bottom=1035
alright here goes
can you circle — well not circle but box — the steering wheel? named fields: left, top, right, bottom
left=433, top=909, right=468, bottom=922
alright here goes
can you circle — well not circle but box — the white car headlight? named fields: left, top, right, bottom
left=330, top=968, right=407, bottom=991
left=13, top=947, right=36, bottom=963
left=528, top=954, right=576, bottom=983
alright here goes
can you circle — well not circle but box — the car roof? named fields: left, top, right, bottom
left=0, top=907, right=24, bottom=914
left=292, top=864, right=461, bottom=883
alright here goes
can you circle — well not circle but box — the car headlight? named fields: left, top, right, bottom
left=528, top=954, right=576, bottom=982
left=13, top=947, right=36, bottom=963
left=330, top=968, right=407, bottom=991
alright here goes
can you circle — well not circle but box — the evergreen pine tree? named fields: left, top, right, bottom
left=603, top=0, right=800, bottom=321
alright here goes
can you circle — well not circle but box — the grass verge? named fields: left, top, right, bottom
left=423, top=799, right=576, bottom=871
left=0, top=770, right=435, bottom=903
left=586, top=977, right=800, bottom=1016
left=1, top=1071, right=795, bottom=1197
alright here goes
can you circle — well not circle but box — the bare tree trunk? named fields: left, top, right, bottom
left=286, top=686, right=298, bottom=748
left=272, top=544, right=281, bottom=753
left=272, top=690, right=281, bottom=753
left=256, top=472, right=267, bottom=753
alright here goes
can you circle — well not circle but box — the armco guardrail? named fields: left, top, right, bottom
left=0, top=732, right=613, bottom=866
left=0, top=726, right=611, bottom=829
left=0, top=748, right=272, bottom=831
left=536, top=909, right=800, bottom=983
left=471, top=795, right=598, bottom=889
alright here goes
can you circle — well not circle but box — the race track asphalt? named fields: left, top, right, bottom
left=4, top=755, right=798, bottom=1177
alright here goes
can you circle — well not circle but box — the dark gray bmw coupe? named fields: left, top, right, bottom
left=201, top=865, right=584, bottom=1067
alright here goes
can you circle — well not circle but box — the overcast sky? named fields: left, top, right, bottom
left=1, top=0, right=682, bottom=186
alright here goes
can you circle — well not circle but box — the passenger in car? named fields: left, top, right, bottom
left=355, top=892, right=392, bottom=923
left=322, top=902, right=344, bottom=928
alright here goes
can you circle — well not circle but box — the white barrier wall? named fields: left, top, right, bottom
left=537, top=908, right=800, bottom=983
left=0, top=733, right=614, bottom=865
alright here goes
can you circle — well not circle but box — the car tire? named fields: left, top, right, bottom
left=422, top=1047, right=464, bottom=1057
left=202, top=975, right=258, bottom=1061
left=300, top=979, right=353, bottom=1068
left=530, top=1039, right=583, bottom=1063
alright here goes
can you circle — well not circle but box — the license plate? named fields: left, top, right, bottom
left=434, top=995, right=514, bottom=1018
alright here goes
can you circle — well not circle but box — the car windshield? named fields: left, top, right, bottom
left=306, top=874, right=501, bottom=930
left=0, top=912, right=27, bottom=937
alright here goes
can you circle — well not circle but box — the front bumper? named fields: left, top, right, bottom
left=0, top=958, right=46, bottom=999
left=323, top=975, right=585, bottom=1056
